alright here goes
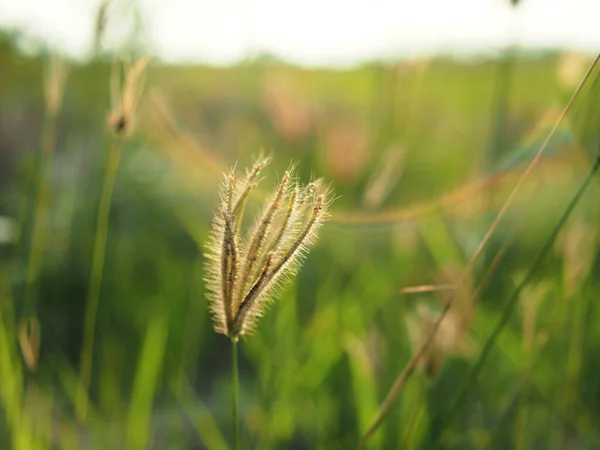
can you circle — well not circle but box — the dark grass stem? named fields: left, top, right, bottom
left=232, top=339, right=240, bottom=450
left=357, top=53, right=600, bottom=450
left=429, top=151, right=600, bottom=448
left=76, top=138, right=122, bottom=421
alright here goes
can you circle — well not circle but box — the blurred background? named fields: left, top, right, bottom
left=1, top=0, right=600, bottom=448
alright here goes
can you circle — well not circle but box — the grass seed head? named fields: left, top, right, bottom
left=107, top=57, right=148, bottom=137
left=204, top=157, right=333, bottom=340
left=43, top=56, right=68, bottom=117
left=18, top=316, right=41, bottom=373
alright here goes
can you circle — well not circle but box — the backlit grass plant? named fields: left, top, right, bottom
left=77, top=57, right=148, bottom=421
left=203, top=156, right=333, bottom=449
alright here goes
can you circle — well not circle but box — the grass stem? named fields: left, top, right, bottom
left=76, top=138, right=122, bottom=421
left=232, top=339, right=240, bottom=450
left=24, top=107, right=58, bottom=313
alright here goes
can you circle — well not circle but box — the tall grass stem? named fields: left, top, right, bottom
left=232, top=339, right=240, bottom=450
left=24, top=109, right=58, bottom=313
left=76, top=138, right=122, bottom=421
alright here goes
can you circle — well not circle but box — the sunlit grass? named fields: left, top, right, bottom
left=1, top=26, right=600, bottom=449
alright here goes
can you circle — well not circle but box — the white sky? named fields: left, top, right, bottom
left=1, top=0, right=599, bottom=66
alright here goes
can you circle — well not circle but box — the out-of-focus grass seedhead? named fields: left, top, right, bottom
left=43, top=56, right=68, bottom=119
left=107, top=56, right=148, bottom=137
left=18, top=316, right=41, bottom=373
left=204, top=156, right=333, bottom=341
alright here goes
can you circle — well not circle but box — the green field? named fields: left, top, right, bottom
left=1, top=30, right=600, bottom=449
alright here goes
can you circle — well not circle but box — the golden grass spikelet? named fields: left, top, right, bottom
left=204, top=157, right=333, bottom=340
left=18, top=316, right=41, bottom=373
left=107, top=56, right=148, bottom=137
left=43, top=56, right=68, bottom=117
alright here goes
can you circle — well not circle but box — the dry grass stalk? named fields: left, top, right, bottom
left=204, top=157, right=332, bottom=340
left=400, top=284, right=456, bottom=294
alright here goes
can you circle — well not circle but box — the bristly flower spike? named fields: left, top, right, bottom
left=204, top=157, right=333, bottom=341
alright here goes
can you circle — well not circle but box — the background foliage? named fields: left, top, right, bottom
left=1, top=27, right=600, bottom=449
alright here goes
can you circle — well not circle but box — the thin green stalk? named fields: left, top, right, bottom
left=0, top=274, right=34, bottom=449
left=429, top=152, right=600, bottom=448
left=232, top=339, right=240, bottom=450
left=76, top=138, right=122, bottom=421
left=24, top=108, right=58, bottom=313
left=126, top=314, right=169, bottom=450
